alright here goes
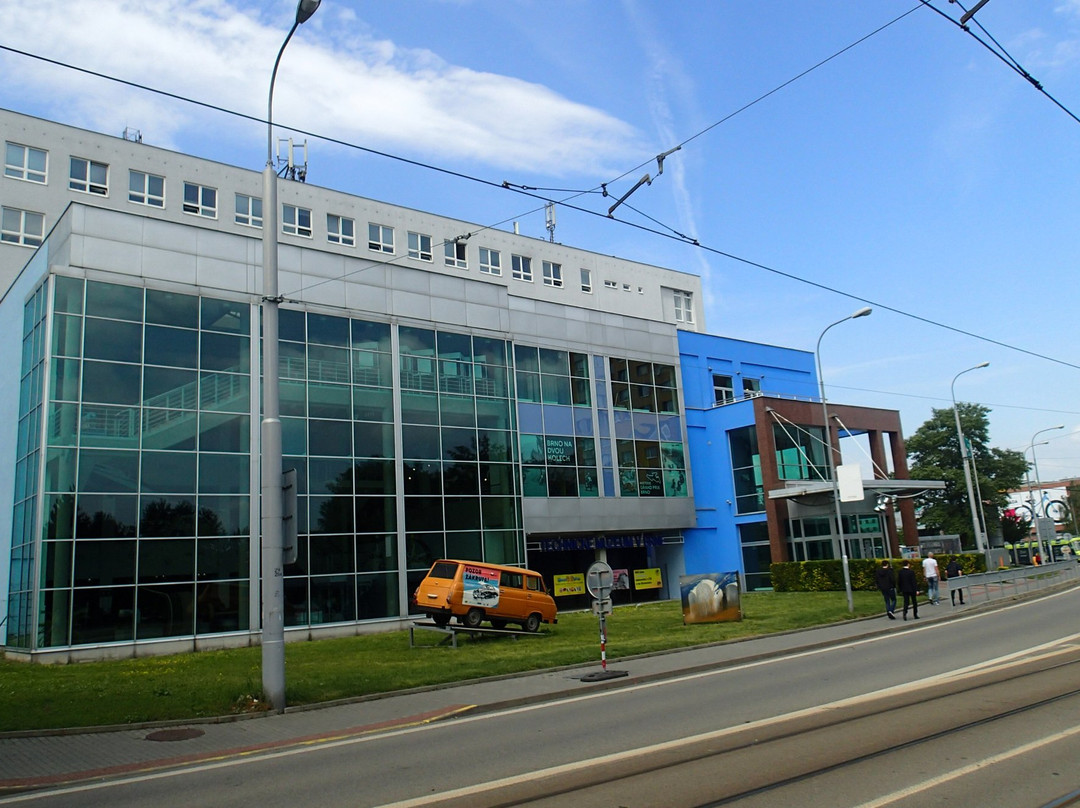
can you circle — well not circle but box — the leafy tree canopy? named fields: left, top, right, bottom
left=907, top=403, right=1028, bottom=548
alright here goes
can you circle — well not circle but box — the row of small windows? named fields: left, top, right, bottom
left=3, top=142, right=680, bottom=305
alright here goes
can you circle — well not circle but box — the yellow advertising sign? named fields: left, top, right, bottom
left=634, top=568, right=663, bottom=590
left=554, top=573, right=586, bottom=597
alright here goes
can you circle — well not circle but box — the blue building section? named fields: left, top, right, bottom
left=678, top=331, right=817, bottom=586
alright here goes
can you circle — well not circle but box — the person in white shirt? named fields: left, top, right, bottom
left=922, top=552, right=940, bottom=605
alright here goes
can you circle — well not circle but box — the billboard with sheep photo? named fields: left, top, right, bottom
left=680, top=572, right=742, bottom=625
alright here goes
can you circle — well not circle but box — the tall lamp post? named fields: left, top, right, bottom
left=950, top=362, right=989, bottom=553
left=816, top=306, right=872, bottom=613
left=1028, top=424, right=1064, bottom=561
left=262, top=0, right=321, bottom=713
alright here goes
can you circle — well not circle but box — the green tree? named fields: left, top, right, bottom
left=906, top=403, right=1028, bottom=548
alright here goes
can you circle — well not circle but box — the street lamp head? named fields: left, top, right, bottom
left=975, top=361, right=989, bottom=369
left=296, top=0, right=321, bottom=24
left=851, top=306, right=872, bottom=320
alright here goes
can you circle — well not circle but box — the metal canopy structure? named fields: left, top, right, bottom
left=767, top=479, right=946, bottom=501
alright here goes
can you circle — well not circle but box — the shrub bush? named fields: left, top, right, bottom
left=770, top=554, right=986, bottom=592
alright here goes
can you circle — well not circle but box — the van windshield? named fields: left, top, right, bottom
left=429, top=561, right=458, bottom=579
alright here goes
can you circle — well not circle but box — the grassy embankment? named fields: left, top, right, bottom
left=0, top=590, right=881, bottom=732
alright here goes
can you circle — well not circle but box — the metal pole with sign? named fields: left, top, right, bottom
left=581, top=561, right=628, bottom=682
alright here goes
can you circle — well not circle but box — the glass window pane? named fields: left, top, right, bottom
left=351, top=320, right=391, bottom=352
left=142, top=409, right=197, bottom=451
left=399, top=326, right=435, bottom=356
left=308, top=313, right=349, bottom=346
left=200, top=332, right=249, bottom=373
left=47, top=404, right=79, bottom=448
left=86, top=281, right=142, bottom=321
left=197, top=537, right=248, bottom=578
left=403, top=461, right=441, bottom=495
left=404, top=497, right=443, bottom=532
left=480, top=463, right=516, bottom=495
left=199, top=413, right=249, bottom=453
left=308, top=419, right=351, bottom=456
left=309, top=382, right=351, bottom=419
left=472, top=336, right=506, bottom=365
left=353, top=385, right=393, bottom=421
left=400, top=391, right=438, bottom=424
left=201, top=298, right=249, bottom=334
left=514, top=344, right=539, bottom=372
left=70, top=586, right=134, bottom=644
left=139, top=492, right=196, bottom=535
left=522, top=466, right=546, bottom=497
left=54, top=276, right=84, bottom=314
left=143, top=367, right=197, bottom=405
left=437, top=331, right=472, bottom=360
left=52, top=313, right=83, bottom=358
left=280, top=308, right=305, bottom=342
left=78, top=449, right=138, bottom=492
left=354, top=496, right=396, bottom=532
left=402, top=425, right=440, bottom=459
left=197, top=497, right=249, bottom=536
left=137, top=538, right=195, bottom=582
left=445, top=496, right=480, bottom=529
left=146, top=289, right=199, bottom=328
left=145, top=325, right=198, bottom=368
left=141, top=451, right=196, bottom=493
left=198, top=453, right=250, bottom=495
left=75, top=493, right=138, bottom=537
left=354, top=422, right=394, bottom=459
left=83, top=361, right=141, bottom=405
left=199, top=372, right=249, bottom=413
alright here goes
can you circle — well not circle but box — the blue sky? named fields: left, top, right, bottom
left=3, top=0, right=1079, bottom=481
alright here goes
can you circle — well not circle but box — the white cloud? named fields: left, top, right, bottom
left=1, top=0, right=641, bottom=175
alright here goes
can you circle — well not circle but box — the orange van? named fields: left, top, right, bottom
left=412, top=559, right=558, bottom=632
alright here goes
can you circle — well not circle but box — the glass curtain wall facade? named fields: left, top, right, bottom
left=9, top=273, right=691, bottom=651
left=21, top=276, right=253, bottom=648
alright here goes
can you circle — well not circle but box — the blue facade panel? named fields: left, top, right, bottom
left=678, top=331, right=817, bottom=580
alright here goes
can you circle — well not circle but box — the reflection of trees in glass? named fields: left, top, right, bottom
left=77, top=508, right=136, bottom=538
left=316, top=460, right=395, bottom=533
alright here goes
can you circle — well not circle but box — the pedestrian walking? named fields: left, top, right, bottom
left=875, top=560, right=897, bottom=619
left=946, top=557, right=965, bottom=605
left=922, top=552, right=940, bottom=605
left=898, top=560, right=919, bottom=620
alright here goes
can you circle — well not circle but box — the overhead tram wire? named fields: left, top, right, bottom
left=920, top=0, right=1080, bottom=126
left=3, top=34, right=1079, bottom=374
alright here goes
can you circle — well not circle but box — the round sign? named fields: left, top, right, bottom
left=586, top=561, right=614, bottom=598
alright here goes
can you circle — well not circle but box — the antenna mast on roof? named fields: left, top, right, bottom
left=545, top=202, right=556, bottom=243
left=277, top=137, right=309, bottom=182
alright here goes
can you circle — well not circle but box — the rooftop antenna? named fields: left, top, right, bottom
left=122, top=127, right=143, bottom=144
left=277, top=137, right=309, bottom=182
left=545, top=202, right=556, bottom=242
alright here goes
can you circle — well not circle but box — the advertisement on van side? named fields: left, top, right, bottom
left=462, top=564, right=500, bottom=607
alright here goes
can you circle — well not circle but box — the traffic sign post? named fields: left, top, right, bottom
left=581, top=561, right=628, bottom=682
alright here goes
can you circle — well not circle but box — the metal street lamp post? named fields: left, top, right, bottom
left=261, top=0, right=321, bottom=713
left=950, top=362, right=989, bottom=553
left=816, top=306, right=872, bottom=613
left=1028, top=425, right=1064, bottom=562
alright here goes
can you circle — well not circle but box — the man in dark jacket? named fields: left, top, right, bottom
left=874, top=560, right=896, bottom=619
left=897, top=560, right=919, bottom=621
left=946, top=557, right=965, bottom=605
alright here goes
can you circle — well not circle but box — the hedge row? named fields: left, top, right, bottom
left=769, top=554, right=986, bottom=593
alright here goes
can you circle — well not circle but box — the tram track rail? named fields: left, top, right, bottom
left=402, top=641, right=1080, bottom=808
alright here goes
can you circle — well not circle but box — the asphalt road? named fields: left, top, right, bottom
left=6, top=587, right=1080, bottom=807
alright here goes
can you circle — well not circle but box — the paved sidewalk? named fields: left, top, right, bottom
left=0, top=596, right=978, bottom=795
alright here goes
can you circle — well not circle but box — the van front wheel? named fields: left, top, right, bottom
left=523, top=613, right=541, bottom=633
left=462, top=608, right=484, bottom=629
left=432, top=614, right=450, bottom=627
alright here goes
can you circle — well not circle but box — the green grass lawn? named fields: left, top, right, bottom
left=0, top=591, right=882, bottom=732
